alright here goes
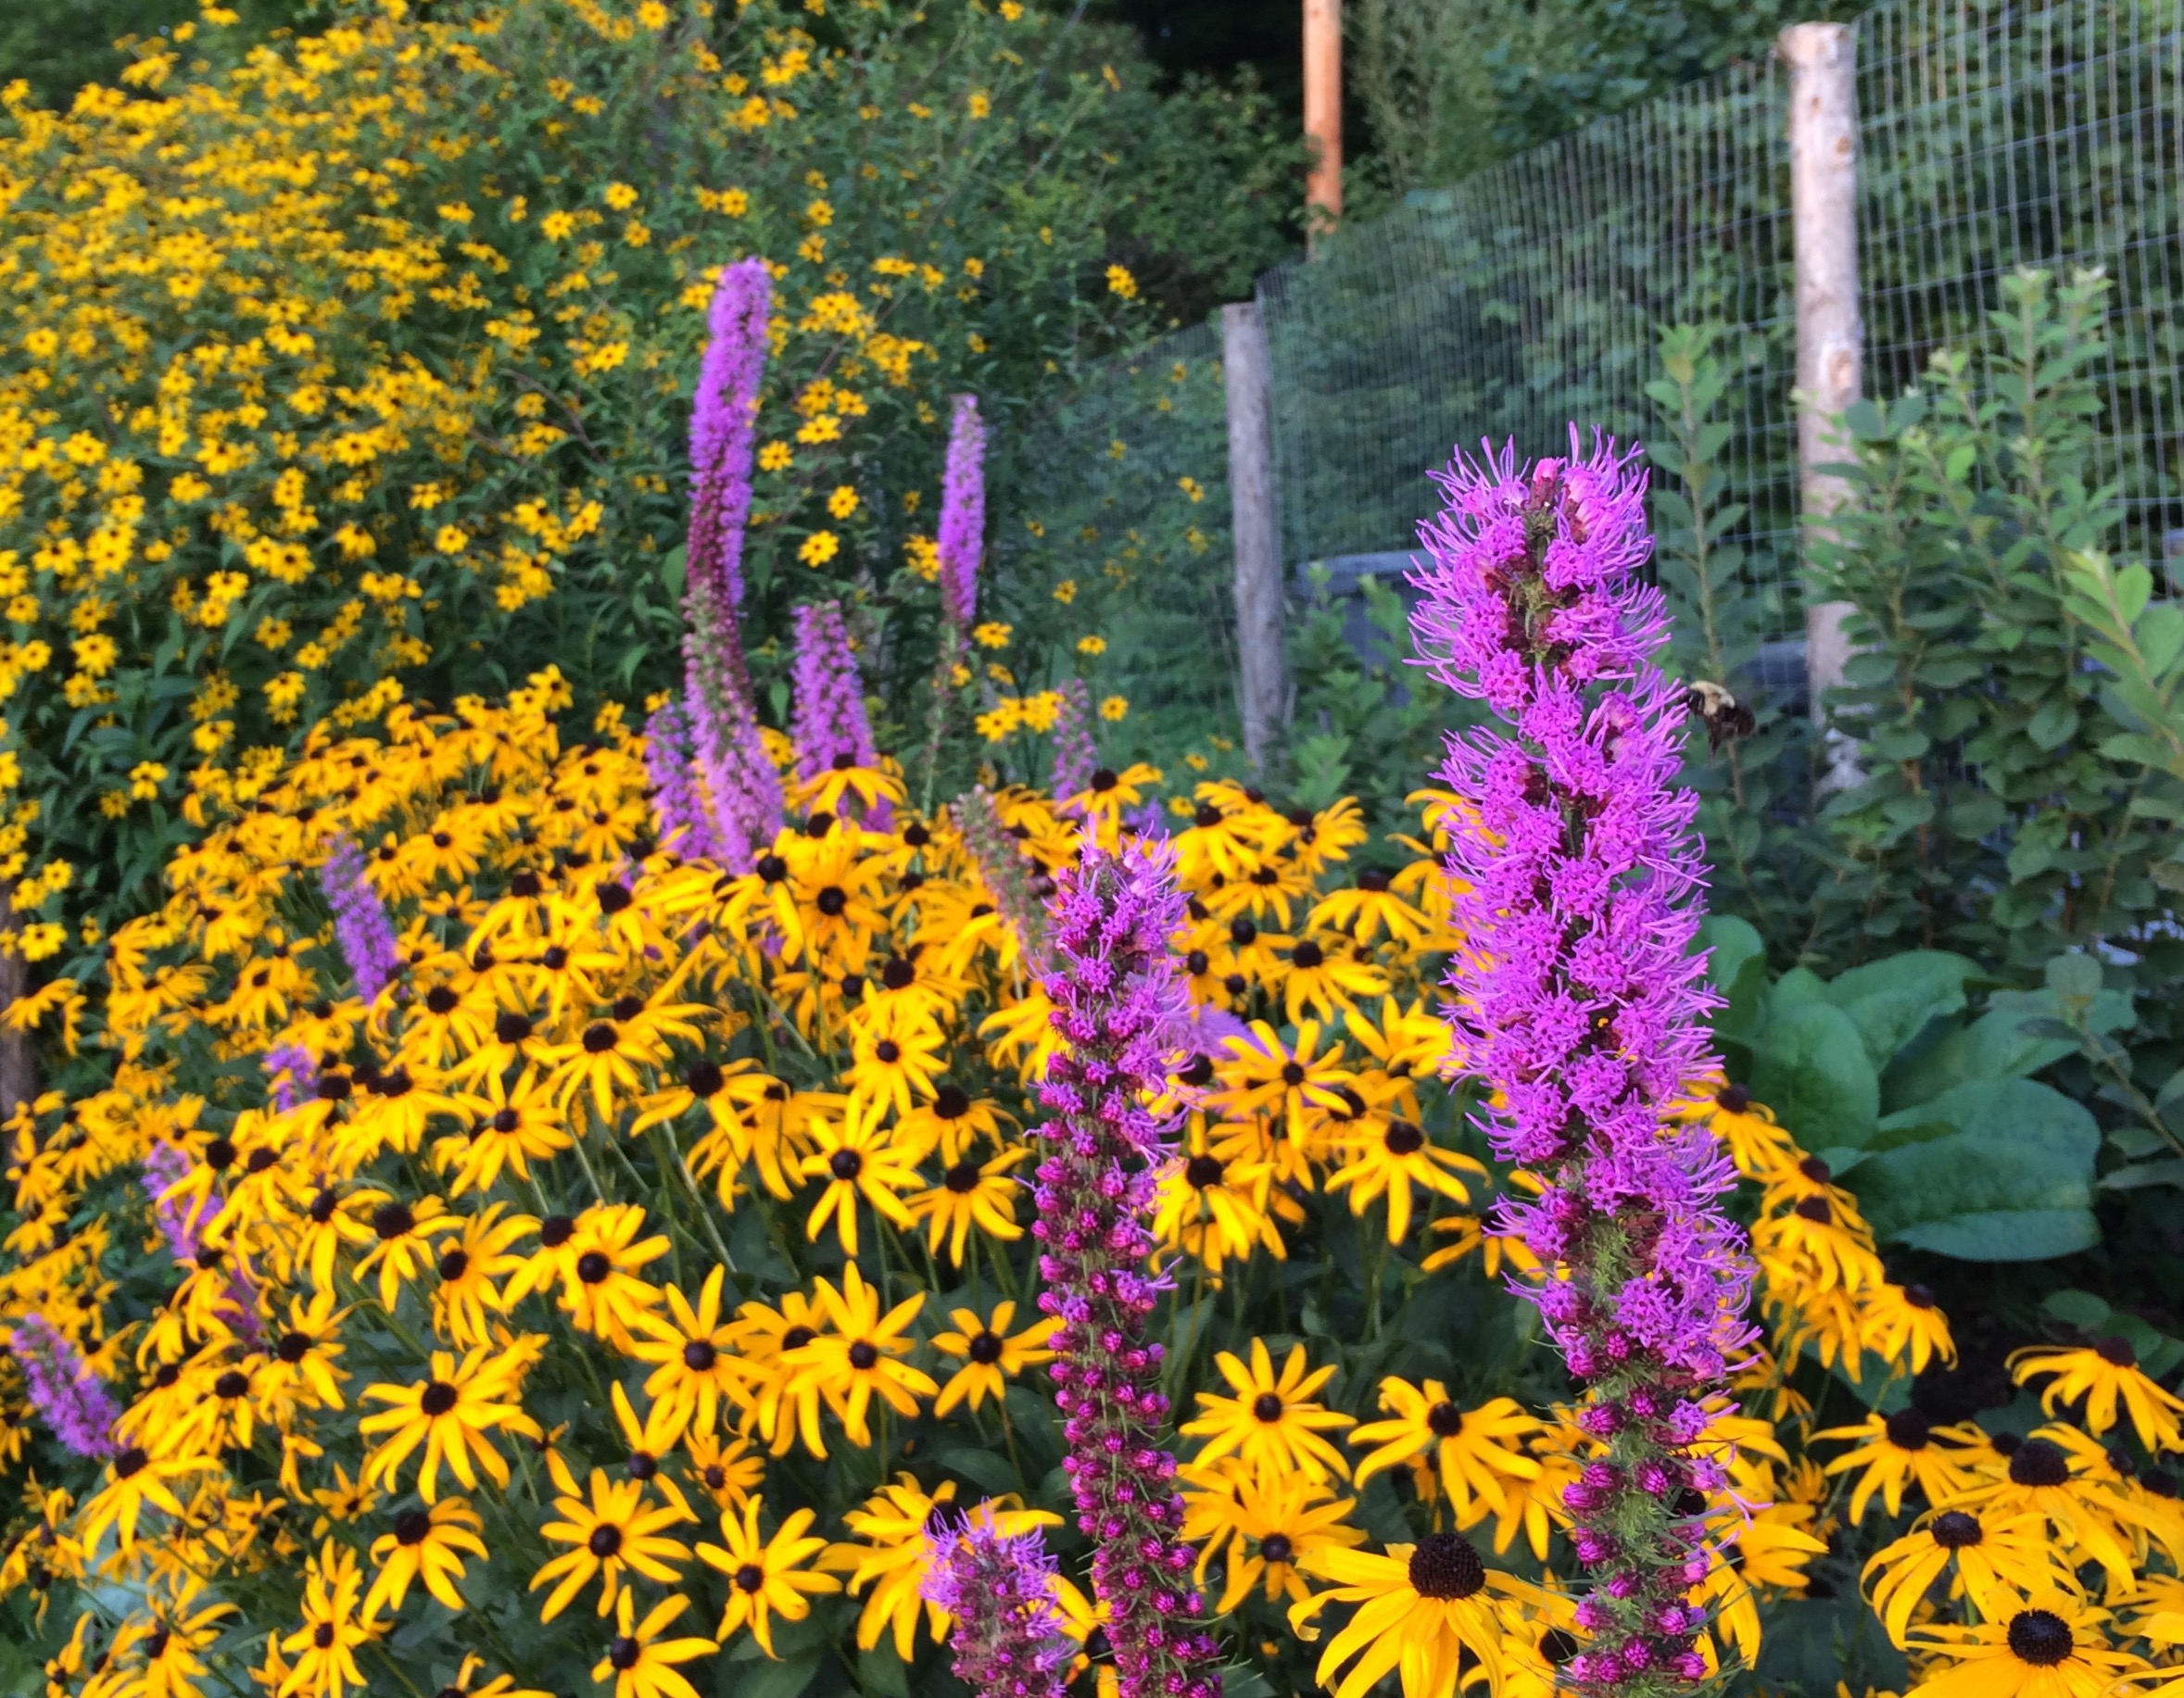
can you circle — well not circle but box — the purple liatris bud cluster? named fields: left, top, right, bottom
left=641, top=701, right=719, bottom=861
left=262, top=1043, right=317, bottom=1114
left=688, top=258, right=770, bottom=610
left=789, top=600, right=880, bottom=784
left=920, top=1514, right=1074, bottom=1698
left=321, top=834, right=399, bottom=1002
left=679, top=259, right=784, bottom=868
left=141, top=1139, right=203, bottom=1262
left=1049, top=678, right=1101, bottom=808
left=1030, top=842, right=1218, bottom=1698
left=938, top=393, right=986, bottom=632
left=683, top=630, right=783, bottom=871
left=1410, top=431, right=1756, bottom=1694
left=9, top=1313, right=117, bottom=1458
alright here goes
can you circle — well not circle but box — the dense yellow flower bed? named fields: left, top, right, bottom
left=0, top=0, right=1154, bottom=940
left=0, top=680, right=2178, bottom=1697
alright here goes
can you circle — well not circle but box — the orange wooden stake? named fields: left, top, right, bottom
left=1304, top=0, right=1342, bottom=239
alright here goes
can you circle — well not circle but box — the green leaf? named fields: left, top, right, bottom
left=2045, top=951, right=2104, bottom=1000
left=2139, top=602, right=2184, bottom=676
left=857, top=1646, right=912, bottom=1698
left=2042, top=1289, right=2113, bottom=1329
left=2026, top=699, right=2080, bottom=750
left=2100, top=1158, right=2184, bottom=1192
left=2154, top=1066, right=2184, bottom=1131
left=1820, top=950, right=1976, bottom=1069
left=1881, top=991, right=2083, bottom=1110
left=928, top=1443, right=1022, bottom=1494
left=1858, top=1079, right=2100, bottom=1260
left=1748, top=1000, right=1878, bottom=1151
left=728, top=1652, right=821, bottom=1698
left=2115, top=563, right=2154, bottom=624
left=1698, top=915, right=1768, bottom=1041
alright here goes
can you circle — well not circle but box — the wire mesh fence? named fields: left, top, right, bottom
left=1010, top=0, right=2184, bottom=728
left=998, top=321, right=1243, bottom=760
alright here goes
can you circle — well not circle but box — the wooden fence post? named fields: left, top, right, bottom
left=1224, top=300, right=1286, bottom=770
left=1781, top=20, right=1863, bottom=786
left=1304, top=0, right=1343, bottom=240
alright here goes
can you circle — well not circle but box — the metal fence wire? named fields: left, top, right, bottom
left=1013, top=0, right=2184, bottom=726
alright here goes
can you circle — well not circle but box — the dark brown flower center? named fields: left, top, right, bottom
left=2006, top=1608, right=2071, bottom=1667
left=1884, top=1407, right=1932, bottom=1451
left=1408, top=1531, right=1486, bottom=1600
left=2009, top=1439, right=2070, bottom=1488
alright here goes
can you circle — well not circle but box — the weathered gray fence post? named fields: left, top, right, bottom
left=1781, top=20, right=1863, bottom=786
left=1224, top=299, right=1286, bottom=770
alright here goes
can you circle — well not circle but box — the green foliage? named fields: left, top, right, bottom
left=1647, top=322, right=1815, bottom=953
left=1702, top=917, right=2107, bottom=1262
left=1285, top=568, right=1466, bottom=836
left=0, top=0, right=317, bottom=107
left=1344, top=0, right=1834, bottom=205
left=1808, top=268, right=2184, bottom=988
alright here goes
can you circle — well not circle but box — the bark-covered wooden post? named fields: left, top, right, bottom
left=1781, top=20, right=1863, bottom=786
left=1224, top=300, right=1286, bottom=770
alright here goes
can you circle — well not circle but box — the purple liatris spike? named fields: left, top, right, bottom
left=938, top=393, right=986, bottom=631
left=262, top=1043, right=317, bottom=1114
left=321, top=834, right=399, bottom=1002
left=1030, top=842, right=1218, bottom=1698
left=141, top=1140, right=203, bottom=1263
left=1410, top=430, right=1756, bottom=1695
left=642, top=701, right=719, bottom=860
left=678, top=258, right=782, bottom=869
left=9, top=1314, right=118, bottom=1458
left=688, top=258, right=771, bottom=610
left=1049, top=678, right=1101, bottom=807
left=682, top=660, right=783, bottom=873
left=789, top=600, right=879, bottom=783
left=921, top=1513, right=1075, bottom=1698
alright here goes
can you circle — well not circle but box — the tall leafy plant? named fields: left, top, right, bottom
left=1646, top=323, right=1813, bottom=952
left=1806, top=268, right=2179, bottom=990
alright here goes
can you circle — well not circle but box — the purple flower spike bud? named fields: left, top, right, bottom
left=1030, top=842, right=1218, bottom=1698
left=1410, top=430, right=1757, bottom=1695
left=678, top=258, right=783, bottom=868
left=789, top=600, right=885, bottom=825
left=8, top=1314, right=118, bottom=1458
left=923, top=1513, right=1075, bottom=1698
left=938, top=393, right=986, bottom=632
left=320, top=834, right=399, bottom=1002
